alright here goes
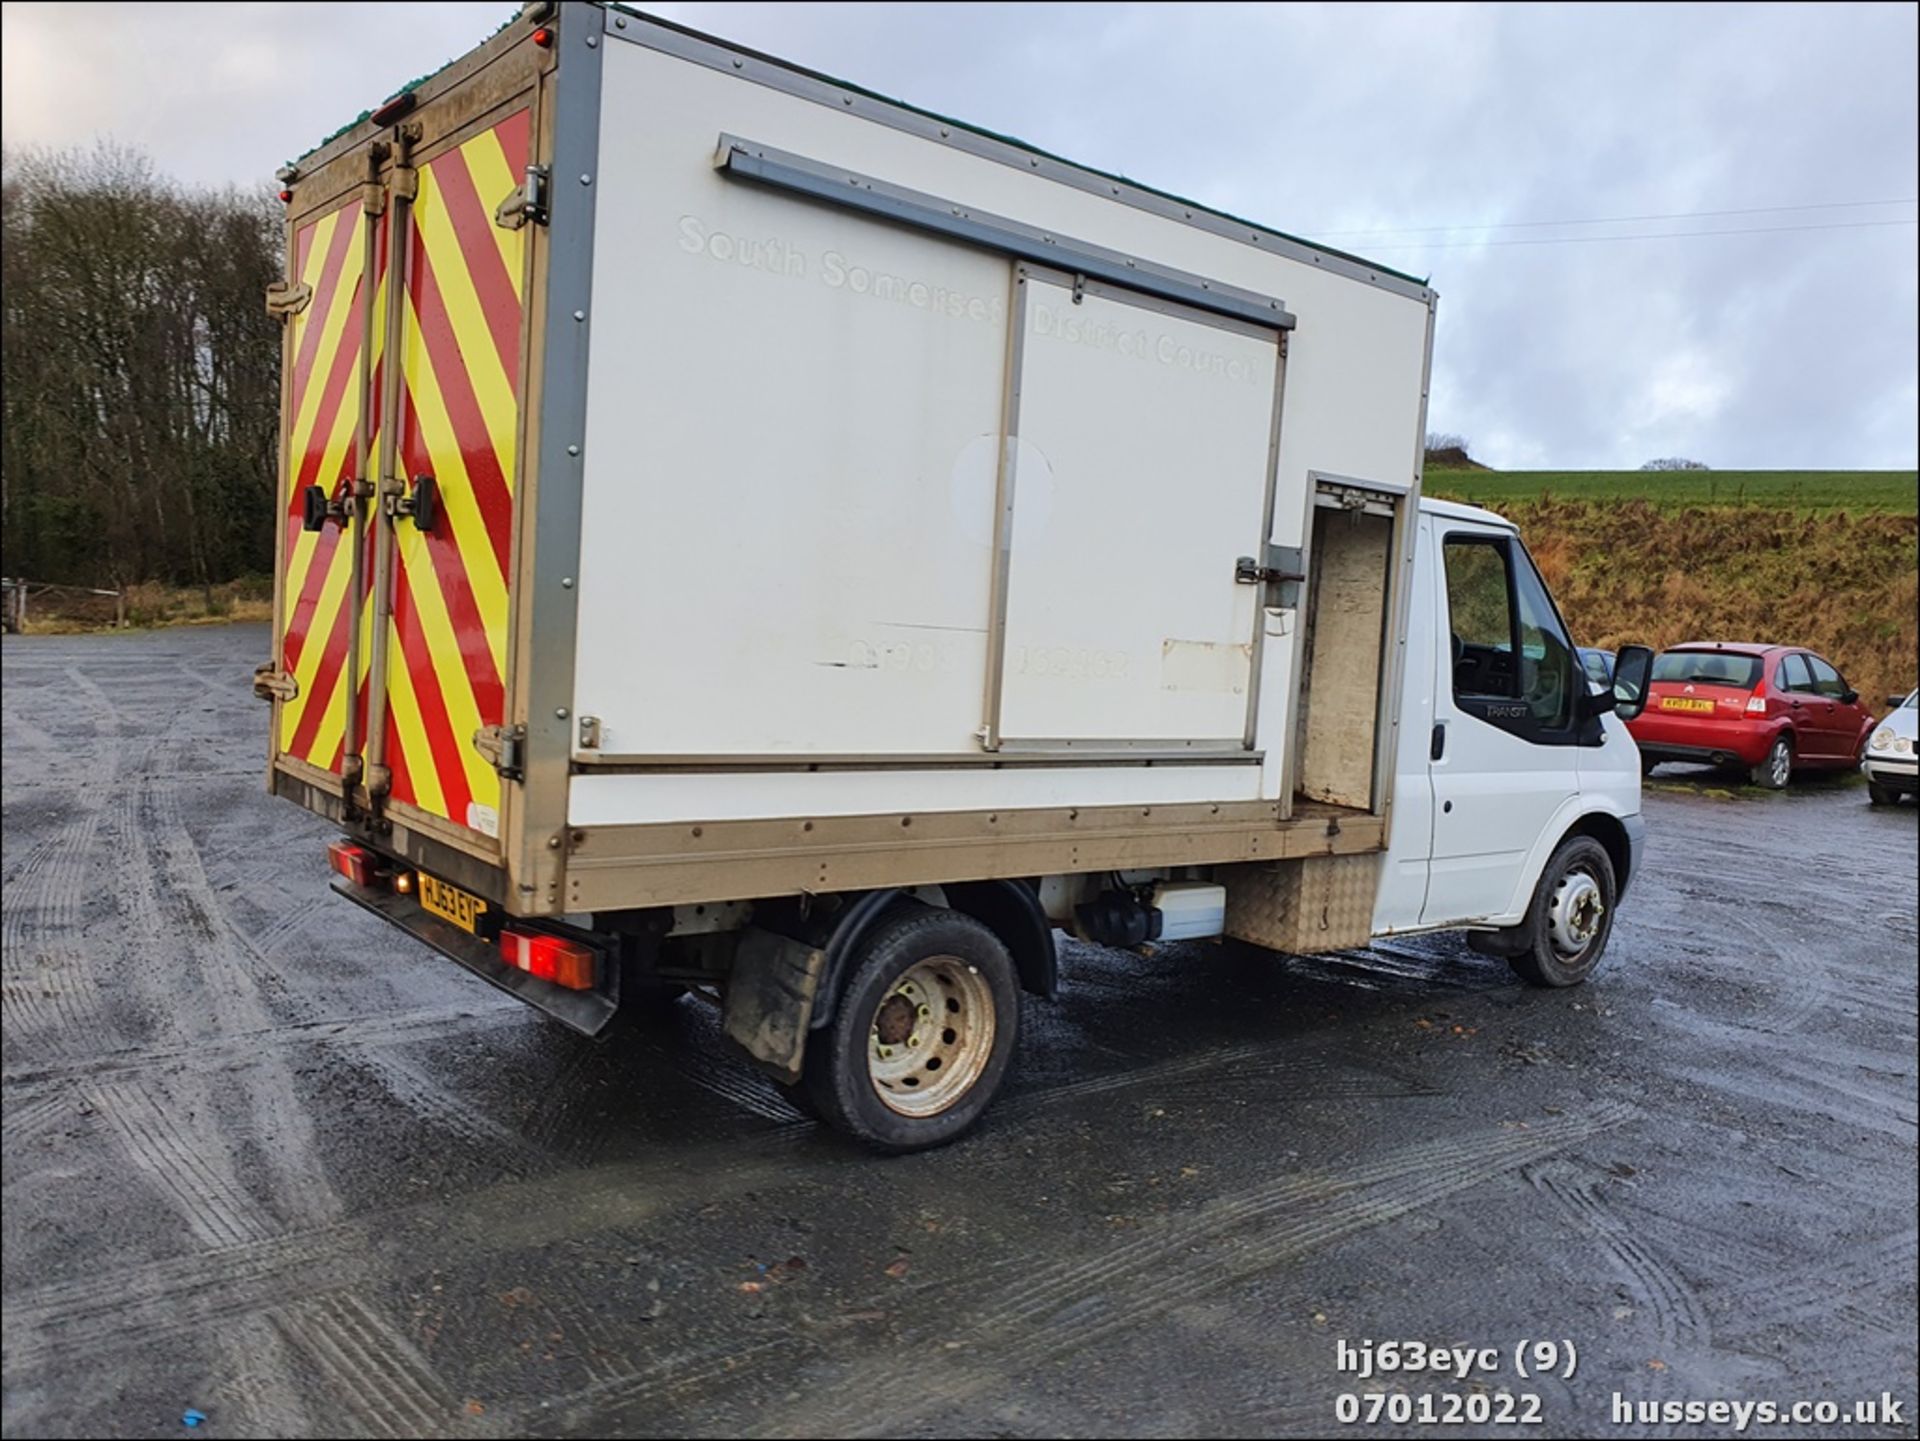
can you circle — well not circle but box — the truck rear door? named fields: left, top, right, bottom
left=365, top=102, right=533, bottom=850
left=268, top=42, right=544, bottom=865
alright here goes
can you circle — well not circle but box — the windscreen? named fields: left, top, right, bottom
left=1652, top=650, right=1763, bottom=688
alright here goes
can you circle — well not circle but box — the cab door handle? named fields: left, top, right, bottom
left=1430, top=722, right=1446, bottom=761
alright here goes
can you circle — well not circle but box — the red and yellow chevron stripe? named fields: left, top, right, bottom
left=276, top=108, right=529, bottom=842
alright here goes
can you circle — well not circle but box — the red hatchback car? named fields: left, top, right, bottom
left=1627, top=642, right=1876, bottom=789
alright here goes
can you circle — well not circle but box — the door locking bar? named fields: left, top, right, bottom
left=301, top=479, right=375, bottom=532
left=381, top=474, right=439, bottom=532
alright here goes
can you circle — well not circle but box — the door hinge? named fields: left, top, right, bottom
left=264, top=279, right=312, bottom=319
left=495, top=163, right=550, bottom=230
left=252, top=663, right=298, bottom=703
left=577, top=715, right=601, bottom=750
left=473, top=723, right=527, bottom=781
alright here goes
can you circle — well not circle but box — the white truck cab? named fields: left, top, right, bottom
left=1377, top=499, right=1648, bottom=984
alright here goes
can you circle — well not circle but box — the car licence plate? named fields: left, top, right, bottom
left=418, top=873, right=487, bottom=934
left=1660, top=697, right=1716, bottom=714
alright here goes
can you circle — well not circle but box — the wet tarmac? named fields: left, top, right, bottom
left=3, top=624, right=1915, bottom=1438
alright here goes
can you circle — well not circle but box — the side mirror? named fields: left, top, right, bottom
left=1890, top=695, right=1907, bottom=709
left=1839, top=689, right=1858, bottom=706
left=1612, top=644, right=1655, bottom=721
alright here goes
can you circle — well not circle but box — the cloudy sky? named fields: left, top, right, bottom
left=4, top=1, right=1915, bottom=470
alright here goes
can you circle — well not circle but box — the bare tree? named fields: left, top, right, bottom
left=1, top=144, right=281, bottom=595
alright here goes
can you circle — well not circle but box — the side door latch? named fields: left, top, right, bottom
left=1234, top=544, right=1307, bottom=606
left=473, top=723, right=527, bottom=781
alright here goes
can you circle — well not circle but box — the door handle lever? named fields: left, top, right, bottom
left=1430, top=722, right=1447, bottom=761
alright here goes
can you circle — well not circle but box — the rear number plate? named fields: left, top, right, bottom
left=1661, top=697, right=1716, bottom=714
left=418, top=873, right=487, bottom=934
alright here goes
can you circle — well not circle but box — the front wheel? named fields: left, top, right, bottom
left=800, top=907, right=1019, bottom=1154
left=1750, top=735, right=1792, bottom=790
left=1868, top=780, right=1898, bottom=806
left=1506, top=836, right=1618, bottom=988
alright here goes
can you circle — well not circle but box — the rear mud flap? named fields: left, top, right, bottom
left=722, top=928, right=827, bottom=1085
left=331, top=881, right=618, bottom=1036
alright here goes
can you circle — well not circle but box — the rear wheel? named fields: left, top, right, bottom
left=801, top=907, right=1019, bottom=1154
left=1868, top=780, right=1898, bottom=806
left=1640, top=754, right=1659, bottom=777
left=1750, top=735, right=1792, bottom=790
left=1506, top=836, right=1617, bottom=988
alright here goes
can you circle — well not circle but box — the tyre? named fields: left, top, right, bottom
left=1506, top=835, right=1618, bottom=988
left=1750, top=735, right=1792, bottom=790
left=1640, top=755, right=1659, bottom=777
left=1868, top=780, right=1897, bottom=806
left=801, top=906, right=1019, bottom=1154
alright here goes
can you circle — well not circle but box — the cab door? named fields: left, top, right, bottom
left=1421, top=523, right=1583, bottom=926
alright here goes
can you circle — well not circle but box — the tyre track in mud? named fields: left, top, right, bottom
left=148, top=724, right=549, bottom=1177
left=88, top=1079, right=279, bottom=1250
left=0, top=1133, right=819, bottom=1380
left=1, top=1087, right=73, bottom=1149
left=1709, top=1226, right=1920, bottom=1342
left=273, top=1292, right=470, bottom=1440
left=743, top=1103, right=1641, bottom=1441
left=2, top=999, right=527, bottom=1092
left=6, top=673, right=467, bottom=1438
left=995, top=1043, right=1439, bottom=1119
left=1524, top=1156, right=1708, bottom=1407
left=0, top=668, right=121, bottom=1052
left=3, top=1030, right=1446, bottom=1382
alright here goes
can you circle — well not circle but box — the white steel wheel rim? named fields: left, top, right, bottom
left=1548, top=868, right=1605, bottom=958
left=868, top=956, right=995, bottom=1118
left=1769, top=742, right=1791, bottom=786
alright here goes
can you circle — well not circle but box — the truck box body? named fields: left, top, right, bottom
left=266, top=2, right=1436, bottom=924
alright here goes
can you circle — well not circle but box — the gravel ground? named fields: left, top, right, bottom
left=3, top=623, right=1915, bottom=1439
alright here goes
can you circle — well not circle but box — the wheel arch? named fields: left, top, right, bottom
left=1563, top=810, right=1633, bottom=898
left=807, top=881, right=1056, bottom=1030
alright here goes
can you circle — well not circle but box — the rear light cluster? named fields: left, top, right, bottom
left=327, top=840, right=381, bottom=886
left=498, top=930, right=596, bottom=990
left=1746, top=688, right=1770, bottom=715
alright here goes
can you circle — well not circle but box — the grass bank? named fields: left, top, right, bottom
left=1476, top=497, right=1918, bottom=710
left=1428, top=468, right=1917, bottom=513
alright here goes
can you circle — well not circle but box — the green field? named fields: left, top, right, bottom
left=1425, top=468, right=1918, bottom=513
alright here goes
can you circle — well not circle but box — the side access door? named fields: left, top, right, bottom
left=268, top=37, right=547, bottom=869
left=1421, top=521, right=1584, bottom=925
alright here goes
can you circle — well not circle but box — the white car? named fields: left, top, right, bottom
left=1863, top=689, right=1918, bottom=805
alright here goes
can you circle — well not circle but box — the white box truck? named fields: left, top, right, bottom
left=257, top=2, right=1655, bottom=1150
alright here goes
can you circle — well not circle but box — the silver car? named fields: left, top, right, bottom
left=1863, top=689, right=1918, bottom=805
